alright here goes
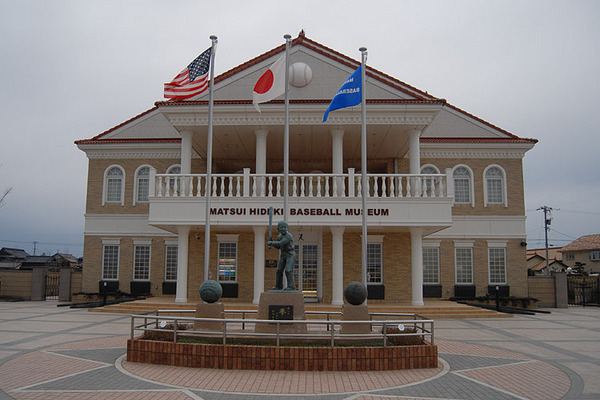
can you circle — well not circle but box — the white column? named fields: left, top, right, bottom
left=408, top=129, right=421, bottom=174
left=331, top=129, right=344, bottom=196
left=180, top=130, right=193, bottom=174
left=410, top=227, right=424, bottom=306
left=253, top=225, right=267, bottom=304
left=175, top=226, right=191, bottom=303
left=255, top=129, right=268, bottom=195
left=330, top=226, right=345, bottom=305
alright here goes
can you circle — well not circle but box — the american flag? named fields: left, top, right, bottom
left=164, top=47, right=212, bottom=100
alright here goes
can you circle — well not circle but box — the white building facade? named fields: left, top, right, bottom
left=76, top=32, right=536, bottom=305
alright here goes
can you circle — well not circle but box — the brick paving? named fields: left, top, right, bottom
left=0, top=302, right=598, bottom=399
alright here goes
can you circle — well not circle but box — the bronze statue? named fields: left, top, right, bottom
left=268, top=220, right=296, bottom=291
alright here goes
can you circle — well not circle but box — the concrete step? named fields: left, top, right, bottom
left=89, top=299, right=511, bottom=319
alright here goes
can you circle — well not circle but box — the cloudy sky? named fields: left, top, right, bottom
left=1, top=0, right=598, bottom=257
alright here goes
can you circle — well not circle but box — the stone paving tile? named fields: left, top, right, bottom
left=122, top=361, right=443, bottom=394
left=440, top=353, right=527, bottom=371
left=0, top=351, right=105, bottom=391
left=49, top=348, right=126, bottom=364
left=9, top=334, right=111, bottom=350
left=0, top=320, right=85, bottom=333
left=378, top=372, right=519, bottom=400
left=435, top=339, right=530, bottom=359
left=20, top=365, right=172, bottom=392
left=46, top=335, right=128, bottom=351
left=457, top=360, right=571, bottom=400
left=10, top=391, right=196, bottom=400
left=0, top=333, right=39, bottom=345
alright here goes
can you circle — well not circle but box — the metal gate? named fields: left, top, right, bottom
left=45, top=272, right=60, bottom=300
left=567, top=275, right=600, bottom=306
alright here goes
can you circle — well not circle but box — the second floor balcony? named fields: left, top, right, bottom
left=148, top=168, right=455, bottom=232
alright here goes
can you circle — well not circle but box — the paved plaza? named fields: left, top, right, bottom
left=0, top=302, right=598, bottom=399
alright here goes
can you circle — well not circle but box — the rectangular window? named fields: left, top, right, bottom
left=102, top=245, right=119, bottom=280
left=367, top=243, right=383, bottom=284
left=455, top=247, right=473, bottom=284
left=486, top=179, right=503, bottom=203
left=489, top=248, right=507, bottom=284
left=137, top=177, right=149, bottom=202
left=106, top=178, right=122, bottom=202
left=589, top=250, right=600, bottom=261
left=165, top=245, right=178, bottom=281
left=565, top=253, right=575, bottom=261
left=423, top=247, right=440, bottom=284
left=218, top=242, right=237, bottom=282
left=133, top=245, right=151, bottom=280
left=454, top=179, right=470, bottom=203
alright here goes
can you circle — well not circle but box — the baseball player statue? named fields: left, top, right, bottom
left=268, top=220, right=296, bottom=291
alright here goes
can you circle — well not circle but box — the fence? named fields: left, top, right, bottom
left=567, top=275, right=600, bottom=306
left=130, top=310, right=434, bottom=348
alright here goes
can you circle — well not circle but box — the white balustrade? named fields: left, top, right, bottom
left=151, top=172, right=448, bottom=200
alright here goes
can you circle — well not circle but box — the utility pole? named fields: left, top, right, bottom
left=537, top=206, right=553, bottom=270
left=33, top=241, right=38, bottom=256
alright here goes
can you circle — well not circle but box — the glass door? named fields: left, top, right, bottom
left=293, top=244, right=319, bottom=302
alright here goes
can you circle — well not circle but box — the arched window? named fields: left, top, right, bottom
left=134, top=166, right=151, bottom=205
left=484, top=165, right=507, bottom=206
left=103, top=165, right=124, bottom=205
left=166, top=165, right=181, bottom=195
left=421, top=165, right=440, bottom=193
left=453, top=166, right=473, bottom=205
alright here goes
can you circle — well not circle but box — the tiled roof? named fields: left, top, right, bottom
left=76, top=31, right=536, bottom=145
left=560, top=234, right=600, bottom=252
left=75, top=138, right=180, bottom=145
left=153, top=98, right=446, bottom=107
left=527, top=247, right=563, bottom=261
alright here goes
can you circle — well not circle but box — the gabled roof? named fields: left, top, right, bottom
left=560, top=234, right=600, bottom=252
left=529, top=259, right=568, bottom=271
left=0, top=247, right=29, bottom=260
left=76, top=31, right=537, bottom=145
left=527, top=247, right=563, bottom=262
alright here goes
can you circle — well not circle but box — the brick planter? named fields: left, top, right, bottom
left=127, top=339, right=438, bottom=371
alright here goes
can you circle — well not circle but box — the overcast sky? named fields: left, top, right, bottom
left=1, top=0, right=598, bottom=257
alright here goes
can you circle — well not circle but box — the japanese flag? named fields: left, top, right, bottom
left=253, top=55, right=286, bottom=112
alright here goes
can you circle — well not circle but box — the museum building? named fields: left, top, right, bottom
left=75, top=32, right=537, bottom=306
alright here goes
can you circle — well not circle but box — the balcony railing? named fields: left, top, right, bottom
left=150, top=168, right=453, bottom=200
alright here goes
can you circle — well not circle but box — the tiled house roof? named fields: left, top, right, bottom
left=560, top=234, right=600, bottom=252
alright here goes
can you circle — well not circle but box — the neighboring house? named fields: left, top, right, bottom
left=0, top=247, right=29, bottom=270
left=75, top=32, right=537, bottom=304
left=527, top=247, right=568, bottom=276
left=53, top=253, right=81, bottom=269
left=0, top=249, right=81, bottom=271
left=560, top=234, right=600, bottom=275
left=19, top=255, right=56, bottom=270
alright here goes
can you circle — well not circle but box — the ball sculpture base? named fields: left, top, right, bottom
left=194, top=302, right=225, bottom=332
left=341, top=304, right=371, bottom=334
left=255, top=292, right=307, bottom=334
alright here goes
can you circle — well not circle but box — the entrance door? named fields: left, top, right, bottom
left=293, top=244, right=319, bottom=302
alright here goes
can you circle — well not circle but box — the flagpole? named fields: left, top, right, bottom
left=283, top=34, right=291, bottom=221
left=204, top=35, right=218, bottom=282
left=359, top=47, right=368, bottom=295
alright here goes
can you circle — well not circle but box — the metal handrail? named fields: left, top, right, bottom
left=130, top=312, right=434, bottom=347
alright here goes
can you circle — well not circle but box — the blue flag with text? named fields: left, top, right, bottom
left=323, top=65, right=363, bottom=122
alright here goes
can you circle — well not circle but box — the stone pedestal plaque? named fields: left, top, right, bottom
left=341, top=304, right=371, bottom=334
left=255, top=292, right=307, bottom=334
left=194, top=302, right=225, bottom=332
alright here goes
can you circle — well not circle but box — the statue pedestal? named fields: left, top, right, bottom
left=341, top=304, right=371, bottom=334
left=255, top=292, right=307, bottom=334
left=194, top=302, right=224, bottom=332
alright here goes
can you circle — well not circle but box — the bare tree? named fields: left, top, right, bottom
left=0, top=187, right=11, bottom=208
left=0, top=164, right=11, bottom=209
